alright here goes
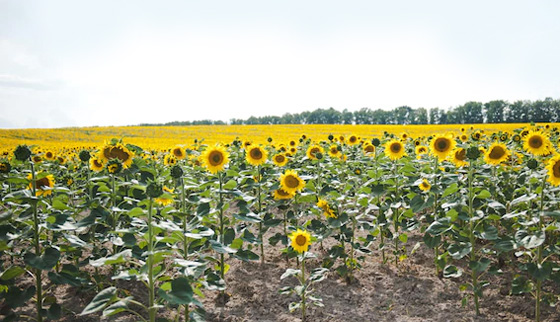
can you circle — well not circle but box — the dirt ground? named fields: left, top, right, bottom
left=7, top=227, right=560, bottom=322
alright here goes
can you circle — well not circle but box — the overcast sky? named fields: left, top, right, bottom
left=1, top=0, right=559, bottom=129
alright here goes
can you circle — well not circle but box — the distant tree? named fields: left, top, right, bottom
left=341, top=109, right=354, bottom=124
left=484, top=100, right=507, bottom=123
left=412, top=108, right=428, bottom=124
left=530, top=97, right=554, bottom=123
left=505, top=100, right=529, bottom=123
left=354, top=108, right=373, bottom=124
left=462, top=101, right=484, bottom=123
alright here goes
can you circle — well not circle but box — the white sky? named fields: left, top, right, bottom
left=1, top=0, right=559, bottom=128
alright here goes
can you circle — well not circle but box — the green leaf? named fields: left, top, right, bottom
left=426, top=218, right=451, bottom=236
left=442, top=183, right=458, bottom=198
left=233, top=249, right=259, bottom=262
left=476, top=190, right=491, bottom=199
left=281, top=268, right=301, bottom=280
left=4, top=286, right=35, bottom=308
left=234, top=212, right=262, bottom=223
left=159, top=277, right=193, bottom=305
left=80, top=287, right=117, bottom=315
left=24, top=247, right=60, bottom=271
left=480, top=226, right=498, bottom=240
left=448, top=242, right=472, bottom=260
left=493, top=238, right=517, bottom=252
left=512, top=276, right=533, bottom=295
left=90, top=250, right=132, bottom=267
left=1, top=266, right=26, bottom=281
left=515, top=230, right=545, bottom=249
left=423, top=233, right=441, bottom=248
left=469, top=258, right=491, bottom=273
left=209, top=240, right=237, bottom=254
left=223, top=180, right=237, bottom=190
left=527, top=262, right=552, bottom=281
left=443, top=265, right=462, bottom=278
left=128, top=207, right=145, bottom=217
left=47, top=302, right=62, bottom=320
left=103, top=297, right=132, bottom=317
left=52, top=199, right=69, bottom=210
left=398, top=233, right=408, bottom=243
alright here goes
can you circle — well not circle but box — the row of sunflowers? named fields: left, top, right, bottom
left=0, top=124, right=559, bottom=321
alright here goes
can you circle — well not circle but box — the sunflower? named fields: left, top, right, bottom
left=0, top=161, right=11, bottom=173
left=306, top=145, right=324, bottom=160
left=459, top=134, right=469, bottom=142
left=384, top=139, right=406, bottom=160
left=89, top=157, right=104, bottom=172
left=155, top=186, right=175, bottom=206
left=289, top=140, right=297, bottom=147
left=401, top=133, right=409, bottom=140
left=415, top=145, right=428, bottom=159
left=99, top=143, right=134, bottom=168
left=272, top=153, right=288, bottom=167
left=546, top=154, right=560, bottom=186
left=246, top=146, right=268, bottom=166
left=28, top=173, right=55, bottom=197
left=279, top=169, right=305, bottom=194
left=171, top=146, right=186, bottom=160
left=317, top=198, right=337, bottom=218
left=430, top=135, right=456, bottom=161
left=200, top=145, right=229, bottom=174
left=363, top=143, right=375, bottom=154
left=471, top=131, right=482, bottom=141
left=348, top=135, right=359, bottom=145
left=273, top=188, right=295, bottom=200
left=107, top=159, right=123, bottom=174
left=289, top=229, right=312, bottom=254
left=328, top=145, right=340, bottom=158
left=44, top=150, right=56, bottom=161
left=418, top=179, right=431, bottom=192
left=450, top=148, right=468, bottom=168
left=32, top=155, right=42, bottom=163
left=523, top=131, right=551, bottom=156
left=484, top=142, right=510, bottom=165
left=164, top=154, right=178, bottom=166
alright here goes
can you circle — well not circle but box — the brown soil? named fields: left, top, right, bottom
left=5, top=228, right=560, bottom=322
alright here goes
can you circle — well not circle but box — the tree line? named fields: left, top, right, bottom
left=138, top=97, right=559, bottom=126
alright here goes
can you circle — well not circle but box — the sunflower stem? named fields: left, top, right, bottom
left=147, top=197, right=156, bottom=322
left=393, top=160, right=400, bottom=268
left=468, top=162, right=480, bottom=315
left=433, top=157, right=440, bottom=276
left=257, top=165, right=264, bottom=264
left=301, top=254, right=307, bottom=322
left=30, top=161, right=43, bottom=322
left=218, top=172, right=226, bottom=297
left=535, top=175, right=546, bottom=322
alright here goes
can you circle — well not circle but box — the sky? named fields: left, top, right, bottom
left=1, top=0, right=559, bottom=129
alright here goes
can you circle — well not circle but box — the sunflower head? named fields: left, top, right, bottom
left=363, top=144, right=375, bottom=154
left=419, top=179, right=431, bottom=192
left=28, top=173, right=55, bottom=197
left=106, top=158, right=123, bottom=174
left=79, top=150, right=91, bottom=162
left=32, top=155, right=42, bottom=163
left=246, top=146, right=268, bottom=166
left=348, top=135, right=359, bottom=145
left=384, top=139, right=406, bottom=161
left=200, top=145, right=229, bottom=174
left=272, top=153, right=288, bottom=167
left=14, top=145, right=32, bottom=161
left=44, top=151, right=56, bottom=161
left=164, top=154, right=178, bottom=166
left=523, top=131, right=551, bottom=156
left=0, top=161, right=11, bottom=174
left=274, top=188, right=295, bottom=200
left=289, top=229, right=312, bottom=254
left=450, top=148, right=468, bottom=168
left=546, top=154, right=560, bottom=186
left=306, top=145, right=324, bottom=160
left=170, top=165, right=184, bottom=178
left=89, top=157, right=105, bottom=172
left=279, top=169, right=305, bottom=194
left=484, top=143, right=510, bottom=165
left=100, top=143, right=134, bottom=168
left=430, top=135, right=456, bottom=161
left=171, top=146, right=186, bottom=160
left=459, top=134, right=469, bottom=142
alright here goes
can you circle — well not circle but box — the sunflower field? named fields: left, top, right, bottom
left=1, top=123, right=560, bottom=321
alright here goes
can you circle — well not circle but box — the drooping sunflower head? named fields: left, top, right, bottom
left=450, top=148, right=468, bottom=168
left=363, top=143, right=375, bottom=154
left=430, top=135, right=456, bottom=161
left=273, top=188, right=295, bottom=200
left=171, top=146, right=186, bottom=160
left=289, top=229, right=312, bottom=254
left=306, top=145, right=324, bottom=160
left=100, top=143, right=134, bottom=168
left=384, top=139, right=406, bottom=161
left=348, top=135, right=359, bottom=145
left=418, top=179, right=431, bottom=192
left=89, top=157, right=105, bottom=172
left=27, top=173, right=55, bottom=197
left=246, top=146, right=268, bottom=166
left=523, top=131, right=551, bottom=156
left=0, top=160, right=11, bottom=174
left=546, top=154, right=560, bottom=186
left=154, top=186, right=175, bottom=206
left=279, top=169, right=305, bottom=194
left=32, top=155, right=42, bottom=164
left=484, top=142, right=510, bottom=165
left=200, top=145, right=229, bottom=174
left=272, top=153, right=288, bottom=167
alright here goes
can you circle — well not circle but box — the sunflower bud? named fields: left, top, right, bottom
left=527, top=159, right=538, bottom=170
left=146, top=183, right=163, bottom=198
left=170, top=165, right=184, bottom=178
left=14, top=145, right=31, bottom=161
left=79, top=150, right=91, bottom=162
left=466, top=146, right=480, bottom=160
left=315, top=152, right=323, bottom=160
left=328, top=134, right=334, bottom=141
left=371, top=138, right=380, bottom=147
left=0, top=161, right=11, bottom=173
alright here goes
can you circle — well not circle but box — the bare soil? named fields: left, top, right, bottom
left=6, top=228, right=560, bottom=322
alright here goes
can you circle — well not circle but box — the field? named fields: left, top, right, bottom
left=1, top=123, right=560, bottom=321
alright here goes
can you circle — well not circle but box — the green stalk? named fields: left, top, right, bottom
left=181, top=177, right=189, bottom=322
left=433, top=157, right=440, bottom=276
left=257, top=166, right=264, bottom=264
left=393, top=160, right=400, bottom=267
left=301, top=255, right=307, bottom=322
left=147, top=198, right=156, bottom=322
left=535, top=176, right=546, bottom=322
left=30, top=161, right=43, bottom=322
left=218, top=172, right=225, bottom=285
left=111, top=174, right=118, bottom=255
left=468, top=163, right=480, bottom=315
